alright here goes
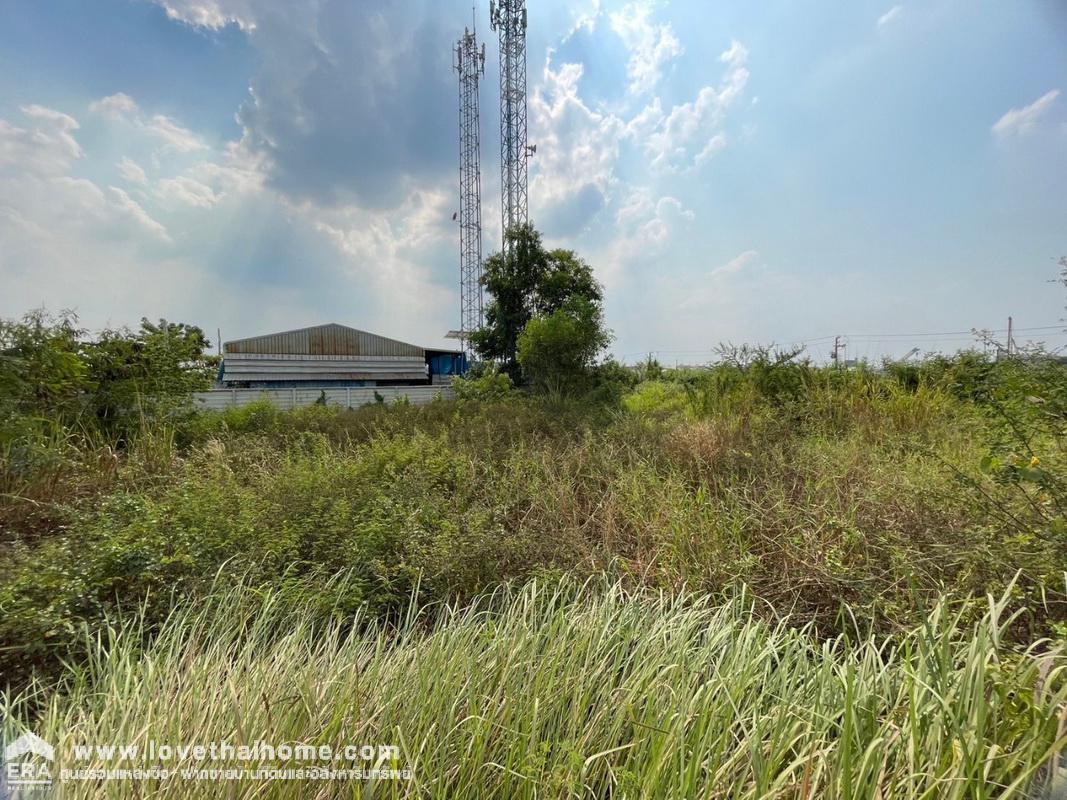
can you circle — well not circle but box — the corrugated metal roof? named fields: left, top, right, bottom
left=224, top=323, right=425, bottom=358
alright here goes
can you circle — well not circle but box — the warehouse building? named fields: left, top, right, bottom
left=218, top=323, right=466, bottom=388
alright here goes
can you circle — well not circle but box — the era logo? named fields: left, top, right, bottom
left=3, top=731, right=54, bottom=788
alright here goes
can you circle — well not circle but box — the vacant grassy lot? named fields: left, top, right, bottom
left=2, top=353, right=1066, bottom=796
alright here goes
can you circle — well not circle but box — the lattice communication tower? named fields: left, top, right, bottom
left=454, top=21, right=486, bottom=354
left=489, top=0, right=532, bottom=256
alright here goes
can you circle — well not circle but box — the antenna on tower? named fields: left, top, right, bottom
left=490, top=0, right=531, bottom=259
left=454, top=10, right=486, bottom=358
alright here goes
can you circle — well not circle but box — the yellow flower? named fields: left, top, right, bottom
left=1029, top=456, right=1041, bottom=467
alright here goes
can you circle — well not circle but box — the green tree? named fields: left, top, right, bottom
left=0, top=310, right=89, bottom=419
left=82, top=318, right=215, bottom=437
left=517, top=296, right=611, bottom=395
left=471, top=224, right=604, bottom=378
left=0, top=312, right=216, bottom=441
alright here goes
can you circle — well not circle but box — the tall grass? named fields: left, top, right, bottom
left=4, top=378, right=1066, bottom=687
left=6, top=578, right=1067, bottom=799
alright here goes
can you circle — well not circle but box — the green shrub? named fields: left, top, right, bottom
left=0, top=430, right=542, bottom=684
left=621, top=380, right=692, bottom=418
left=452, top=366, right=515, bottom=402
left=516, top=295, right=611, bottom=395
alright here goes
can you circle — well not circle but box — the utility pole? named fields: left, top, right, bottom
left=831, top=335, right=842, bottom=367
left=454, top=13, right=486, bottom=358
left=1006, top=316, right=1014, bottom=356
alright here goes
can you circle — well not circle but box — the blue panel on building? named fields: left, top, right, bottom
left=429, top=353, right=468, bottom=376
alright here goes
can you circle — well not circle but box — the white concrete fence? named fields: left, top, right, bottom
left=193, top=385, right=454, bottom=412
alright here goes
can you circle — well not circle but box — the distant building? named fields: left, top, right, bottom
left=218, top=323, right=465, bottom=388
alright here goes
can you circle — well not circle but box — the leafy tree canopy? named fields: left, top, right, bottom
left=0, top=310, right=88, bottom=415
left=517, top=296, right=612, bottom=395
left=0, top=311, right=216, bottom=440
left=471, top=224, right=606, bottom=380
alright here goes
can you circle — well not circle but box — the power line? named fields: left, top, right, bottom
left=619, top=323, right=1067, bottom=363
left=795, top=323, right=1065, bottom=342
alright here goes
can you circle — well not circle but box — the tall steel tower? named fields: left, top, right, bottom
left=490, top=0, right=532, bottom=255
left=454, top=21, right=486, bottom=355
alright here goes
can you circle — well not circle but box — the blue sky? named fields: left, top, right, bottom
left=1, top=0, right=1065, bottom=362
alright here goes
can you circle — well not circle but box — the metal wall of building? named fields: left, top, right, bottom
left=221, top=353, right=427, bottom=383
left=193, top=385, right=453, bottom=412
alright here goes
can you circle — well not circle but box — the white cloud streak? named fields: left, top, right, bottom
left=678, top=250, right=762, bottom=311
left=153, top=0, right=256, bottom=30
left=117, top=157, right=148, bottom=185
left=90, top=93, right=206, bottom=154
left=155, top=176, right=220, bottom=208
left=108, top=186, right=172, bottom=242
left=992, top=90, right=1060, bottom=137
left=877, top=5, right=902, bottom=28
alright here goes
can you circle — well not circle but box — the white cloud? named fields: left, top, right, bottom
left=526, top=22, right=751, bottom=298
left=609, top=2, right=683, bottom=95
left=21, top=104, right=80, bottom=130
left=642, top=41, right=749, bottom=171
left=108, top=186, right=172, bottom=242
left=623, top=96, right=664, bottom=140
left=90, top=93, right=206, bottom=154
left=616, top=189, right=693, bottom=243
left=614, top=186, right=656, bottom=229
left=877, top=5, right=902, bottom=28
left=563, top=0, right=602, bottom=42
left=591, top=186, right=694, bottom=289
left=2, top=95, right=461, bottom=349
left=695, top=132, right=727, bottom=165
left=641, top=196, right=693, bottom=244
left=711, top=249, right=759, bottom=278
left=183, top=2, right=465, bottom=208
left=0, top=106, right=83, bottom=175
left=0, top=105, right=190, bottom=321
left=307, top=187, right=455, bottom=335
left=529, top=29, right=750, bottom=241
left=194, top=143, right=267, bottom=194
left=89, top=92, right=139, bottom=120
left=153, top=0, right=256, bottom=31
left=992, top=89, right=1060, bottom=137
left=144, top=115, right=206, bottom=154
left=117, top=157, right=148, bottom=185
left=529, top=56, right=626, bottom=230
left=719, top=40, right=748, bottom=69
left=155, top=175, right=219, bottom=208
left=679, top=250, right=762, bottom=311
